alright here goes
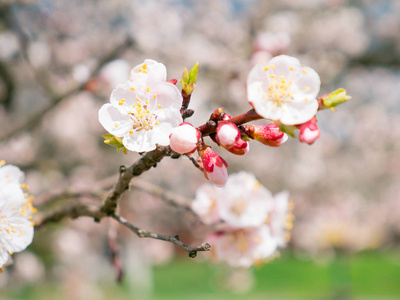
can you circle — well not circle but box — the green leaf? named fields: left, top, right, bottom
left=322, top=88, right=351, bottom=110
left=188, top=62, right=199, bottom=84
left=181, top=68, right=189, bottom=84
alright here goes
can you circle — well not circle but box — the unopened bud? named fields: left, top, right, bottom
left=198, top=146, right=228, bottom=187
left=296, top=118, right=320, bottom=145
left=216, top=123, right=240, bottom=147
left=169, top=123, right=201, bottom=154
left=245, top=124, right=287, bottom=147
left=224, top=138, right=250, bottom=155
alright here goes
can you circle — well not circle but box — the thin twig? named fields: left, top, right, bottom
left=112, top=213, right=211, bottom=258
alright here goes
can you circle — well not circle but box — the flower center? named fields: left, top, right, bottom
left=263, top=65, right=295, bottom=110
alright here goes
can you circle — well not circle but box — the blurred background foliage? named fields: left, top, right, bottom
left=0, top=0, right=399, bottom=299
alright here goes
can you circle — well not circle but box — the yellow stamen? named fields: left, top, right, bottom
left=0, top=160, right=5, bottom=166
left=304, top=86, right=311, bottom=91
left=157, top=104, right=162, bottom=109
left=146, top=87, right=150, bottom=92
left=302, top=69, right=307, bottom=74
left=130, top=87, right=135, bottom=91
left=129, top=130, right=133, bottom=135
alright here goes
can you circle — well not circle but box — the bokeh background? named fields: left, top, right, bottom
left=1, top=0, right=400, bottom=299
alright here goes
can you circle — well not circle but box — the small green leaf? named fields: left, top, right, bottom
left=181, top=68, right=189, bottom=84
left=322, top=88, right=351, bottom=110
left=188, top=62, right=199, bottom=84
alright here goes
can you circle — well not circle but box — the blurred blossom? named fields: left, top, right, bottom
left=0, top=31, right=19, bottom=60
left=193, top=172, right=291, bottom=267
left=72, top=63, right=91, bottom=83
left=27, top=41, right=51, bottom=68
left=254, top=31, right=291, bottom=55
left=13, top=251, right=45, bottom=283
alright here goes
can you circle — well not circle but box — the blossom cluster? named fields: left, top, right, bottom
left=192, top=172, right=293, bottom=267
left=99, top=55, right=345, bottom=188
left=0, top=161, right=35, bottom=271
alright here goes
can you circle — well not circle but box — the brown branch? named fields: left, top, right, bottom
left=34, top=204, right=102, bottom=229
left=100, top=145, right=172, bottom=216
left=112, top=213, right=211, bottom=258
left=34, top=203, right=211, bottom=258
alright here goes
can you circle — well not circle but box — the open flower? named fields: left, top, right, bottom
left=247, top=55, right=320, bottom=125
left=216, top=172, right=273, bottom=228
left=99, top=60, right=183, bottom=152
left=210, top=226, right=278, bottom=268
left=0, top=163, right=34, bottom=269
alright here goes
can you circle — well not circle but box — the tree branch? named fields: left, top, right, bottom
left=112, top=213, right=211, bottom=258
left=100, top=145, right=172, bottom=216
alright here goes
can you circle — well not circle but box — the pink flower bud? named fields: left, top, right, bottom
left=169, top=123, right=201, bottom=154
left=199, top=146, right=228, bottom=187
left=216, top=123, right=240, bottom=147
left=245, top=124, right=287, bottom=147
left=224, top=138, right=250, bottom=156
left=296, top=118, right=320, bottom=145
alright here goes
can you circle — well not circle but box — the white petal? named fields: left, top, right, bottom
left=151, top=123, right=173, bottom=146
left=0, top=183, right=25, bottom=208
left=151, top=82, right=182, bottom=110
left=2, top=217, right=34, bottom=252
left=130, top=59, right=167, bottom=83
left=280, top=100, right=319, bottom=125
left=122, top=130, right=155, bottom=152
left=110, top=81, right=145, bottom=110
left=0, top=165, right=24, bottom=186
left=268, top=55, right=301, bottom=80
left=293, top=66, right=321, bottom=99
left=98, top=104, right=133, bottom=136
left=156, top=109, right=182, bottom=128
left=247, top=64, right=267, bottom=87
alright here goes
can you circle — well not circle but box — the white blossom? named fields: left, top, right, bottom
left=0, top=164, right=34, bottom=269
left=216, top=172, right=273, bottom=228
left=99, top=59, right=183, bottom=152
left=247, top=55, right=320, bottom=125
left=211, top=226, right=278, bottom=268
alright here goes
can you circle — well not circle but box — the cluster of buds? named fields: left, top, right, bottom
left=100, top=56, right=350, bottom=188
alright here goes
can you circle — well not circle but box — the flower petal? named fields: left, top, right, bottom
left=293, top=66, right=321, bottom=99
left=98, top=103, right=132, bottom=136
left=0, top=165, right=24, bottom=186
left=130, top=59, right=167, bottom=83
left=268, top=55, right=301, bottom=80
left=280, top=100, right=319, bottom=125
left=122, top=130, right=156, bottom=152
left=151, top=82, right=183, bottom=110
